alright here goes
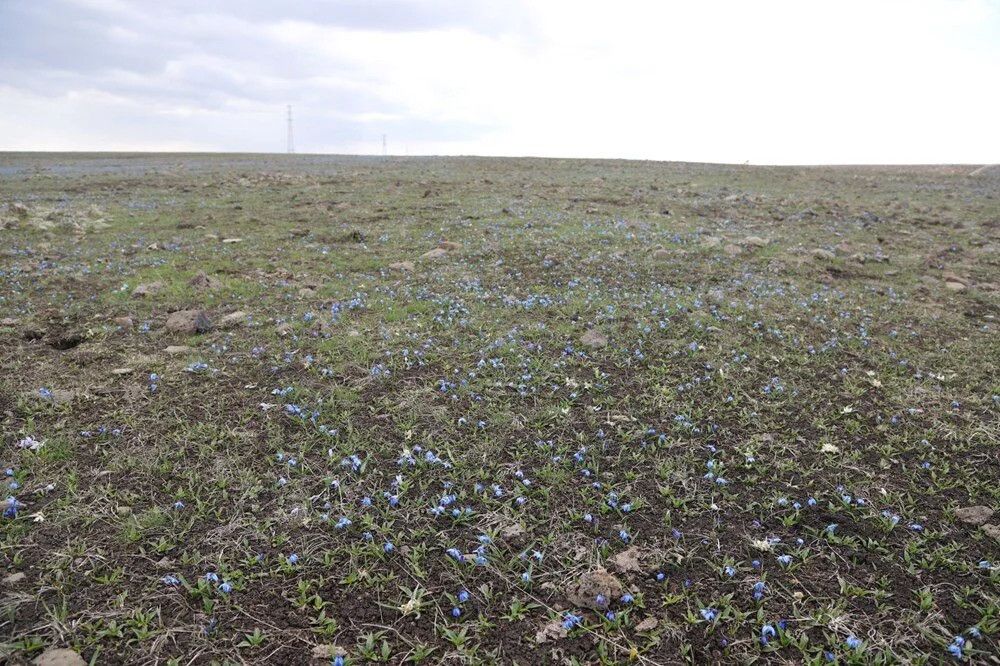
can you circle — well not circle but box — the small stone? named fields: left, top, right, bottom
left=219, top=311, right=249, bottom=329
left=132, top=282, right=164, bottom=298
left=110, top=368, right=133, bottom=376
left=580, top=329, right=608, bottom=349
left=164, top=345, right=193, bottom=355
left=113, top=316, right=134, bottom=329
left=565, top=569, right=623, bottom=610
left=297, top=287, right=315, bottom=297
left=652, top=248, right=670, bottom=260
left=535, top=620, right=569, bottom=644
left=701, top=236, right=722, bottom=248
left=388, top=261, right=415, bottom=271
left=955, top=506, right=994, bottom=526
left=744, top=235, right=768, bottom=247
left=188, top=270, right=222, bottom=290
left=610, top=546, right=645, bottom=574
left=723, top=244, right=743, bottom=256
left=634, top=617, right=659, bottom=632
left=945, top=281, right=967, bottom=292
left=311, top=644, right=347, bottom=662
left=438, top=241, right=461, bottom=251
left=542, top=254, right=560, bottom=265
left=276, top=323, right=293, bottom=336
left=419, top=247, right=450, bottom=260
left=982, top=524, right=1000, bottom=541
left=500, top=523, right=526, bottom=541
left=811, top=249, right=836, bottom=260
left=3, top=571, right=26, bottom=585
left=165, top=310, right=211, bottom=334
left=1, top=317, right=18, bottom=326
left=221, top=237, right=243, bottom=244
left=33, top=648, right=87, bottom=666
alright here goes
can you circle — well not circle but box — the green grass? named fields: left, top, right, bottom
left=0, top=153, right=998, bottom=664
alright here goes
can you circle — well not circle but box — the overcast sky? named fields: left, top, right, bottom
left=1, top=0, right=997, bottom=163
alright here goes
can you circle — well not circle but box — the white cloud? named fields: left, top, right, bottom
left=1, top=0, right=997, bottom=162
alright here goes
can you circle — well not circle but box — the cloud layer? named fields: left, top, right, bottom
left=1, top=0, right=998, bottom=162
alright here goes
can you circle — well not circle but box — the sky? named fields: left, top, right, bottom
left=1, top=0, right=998, bottom=163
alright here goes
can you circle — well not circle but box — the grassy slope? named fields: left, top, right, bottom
left=1, top=154, right=998, bottom=665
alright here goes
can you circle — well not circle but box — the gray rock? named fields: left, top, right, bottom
left=419, top=247, right=450, bottom=260
left=389, top=261, right=415, bottom=271
left=165, top=310, right=211, bottom=334
left=565, top=569, right=623, bottom=610
left=132, top=282, right=164, bottom=297
left=580, top=329, right=608, bottom=349
left=218, top=311, right=249, bottom=329
left=955, top=505, right=994, bottom=526
left=33, top=648, right=87, bottom=666
left=810, top=249, right=836, bottom=261
left=164, top=345, right=193, bottom=355
left=188, top=270, right=222, bottom=290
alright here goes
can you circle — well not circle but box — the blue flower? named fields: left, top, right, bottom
left=777, top=555, right=792, bottom=566
left=562, top=612, right=582, bottom=629
left=173, top=501, right=185, bottom=510
left=761, top=624, right=776, bottom=645
left=446, top=548, right=462, bottom=561
left=287, top=553, right=299, bottom=564
left=699, top=608, right=718, bottom=622
left=384, top=542, right=395, bottom=553
left=621, top=593, right=634, bottom=603
left=333, top=657, right=344, bottom=666
left=219, top=582, right=233, bottom=593
left=451, top=607, right=461, bottom=617
left=204, top=572, right=219, bottom=583
left=457, top=589, right=469, bottom=604
left=161, top=575, right=180, bottom=586
left=947, top=643, right=962, bottom=659
left=846, top=635, right=863, bottom=649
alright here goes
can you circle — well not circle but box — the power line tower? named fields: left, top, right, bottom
left=286, top=105, right=295, bottom=154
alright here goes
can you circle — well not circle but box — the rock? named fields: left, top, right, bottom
left=310, top=644, right=347, bottom=662
left=610, top=547, right=645, bottom=574
left=565, top=569, right=623, bottom=610
left=744, top=235, right=768, bottom=247
left=276, top=323, right=293, bottom=336
left=701, top=236, right=722, bottom=248
left=542, top=254, right=560, bottom=265
left=12, top=202, right=30, bottom=218
left=419, top=247, right=450, bottom=260
left=634, top=617, right=659, bottom=632
left=110, top=368, right=133, bottom=376
left=652, top=248, right=670, bottom=260
left=982, top=524, right=1000, bottom=541
left=205, top=233, right=219, bottom=241
left=388, top=261, right=415, bottom=272
left=955, top=506, right=994, bottom=526
left=132, top=282, right=164, bottom=298
left=165, top=310, right=211, bottom=334
left=164, top=345, right=192, bottom=355
left=188, top=271, right=222, bottom=290
left=297, top=287, right=315, bottom=297
left=535, top=620, right=569, bottom=644
left=33, top=648, right=87, bottom=666
left=438, top=241, right=461, bottom=251
left=941, top=271, right=968, bottom=286
left=580, top=329, right=608, bottom=349
left=221, top=237, right=243, bottom=244
left=3, top=571, right=26, bottom=585
left=810, top=249, right=836, bottom=261
left=0, top=316, right=18, bottom=326
left=500, top=523, right=526, bottom=541
left=219, top=311, right=249, bottom=329
left=945, top=281, right=967, bottom=292
left=723, top=244, right=743, bottom=256
left=113, top=316, right=134, bottom=329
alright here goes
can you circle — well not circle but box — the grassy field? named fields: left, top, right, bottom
left=1, top=153, right=998, bottom=665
